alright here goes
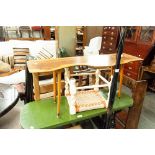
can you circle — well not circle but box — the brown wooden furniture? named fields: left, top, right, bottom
left=13, top=48, right=30, bottom=70
left=116, top=76, right=147, bottom=129
left=42, top=26, right=51, bottom=40
left=140, top=66, right=155, bottom=91
left=0, top=69, right=19, bottom=77
left=100, top=26, right=120, bottom=54
left=32, top=71, right=65, bottom=101
left=42, top=26, right=59, bottom=41
left=27, top=54, right=142, bottom=116
left=123, top=26, right=155, bottom=80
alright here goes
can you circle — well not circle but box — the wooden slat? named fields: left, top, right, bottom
left=40, top=84, right=53, bottom=94
left=14, top=52, right=29, bottom=56
left=39, top=81, right=65, bottom=94
left=14, top=59, right=26, bottom=63
left=38, top=71, right=53, bottom=76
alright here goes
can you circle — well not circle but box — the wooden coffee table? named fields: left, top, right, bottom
left=0, top=84, right=19, bottom=117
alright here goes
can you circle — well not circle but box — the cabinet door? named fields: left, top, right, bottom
left=123, top=41, right=137, bottom=55
left=125, top=26, right=139, bottom=41
left=139, top=26, right=155, bottom=43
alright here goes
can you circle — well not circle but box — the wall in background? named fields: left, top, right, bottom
left=58, top=26, right=103, bottom=56
left=86, top=26, right=103, bottom=45
left=58, top=26, right=76, bottom=56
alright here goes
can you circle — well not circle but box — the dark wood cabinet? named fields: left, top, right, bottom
left=100, top=26, right=120, bottom=54
left=124, top=26, right=155, bottom=80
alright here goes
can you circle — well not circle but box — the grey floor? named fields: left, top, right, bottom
left=0, top=86, right=155, bottom=129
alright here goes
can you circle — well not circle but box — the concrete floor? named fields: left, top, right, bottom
left=0, top=86, right=155, bottom=129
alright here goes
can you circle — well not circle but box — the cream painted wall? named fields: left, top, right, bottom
left=58, top=26, right=103, bottom=56
left=58, top=26, right=76, bottom=56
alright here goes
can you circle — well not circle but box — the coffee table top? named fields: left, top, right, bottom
left=0, top=84, right=19, bottom=117
left=27, top=53, right=143, bottom=73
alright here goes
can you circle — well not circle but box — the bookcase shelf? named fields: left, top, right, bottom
left=75, top=26, right=87, bottom=56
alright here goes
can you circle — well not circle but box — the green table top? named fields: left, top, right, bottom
left=20, top=91, right=133, bottom=129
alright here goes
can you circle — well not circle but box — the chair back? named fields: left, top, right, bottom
left=88, top=36, right=102, bottom=51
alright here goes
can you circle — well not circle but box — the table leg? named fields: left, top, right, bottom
left=32, top=73, right=40, bottom=101
left=57, top=69, right=62, bottom=117
left=53, top=71, right=57, bottom=102
left=118, top=65, right=124, bottom=98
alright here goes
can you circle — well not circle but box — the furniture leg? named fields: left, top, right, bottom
left=57, top=69, right=62, bottom=117
left=126, top=80, right=147, bottom=128
left=118, top=64, right=124, bottom=98
left=109, top=66, right=114, bottom=81
left=64, top=68, right=70, bottom=95
left=94, top=69, right=100, bottom=91
left=53, top=71, right=57, bottom=101
left=139, top=66, right=144, bottom=80
left=32, top=73, right=40, bottom=101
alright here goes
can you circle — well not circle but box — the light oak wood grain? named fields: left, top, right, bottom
left=27, top=53, right=143, bottom=73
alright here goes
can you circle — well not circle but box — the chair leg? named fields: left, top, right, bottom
left=57, top=69, right=62, bottom=117
left=118, top=64, right=124, bottom=98
left=53, top=71, right=57, bottom=102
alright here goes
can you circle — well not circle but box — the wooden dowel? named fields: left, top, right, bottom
left=53, top=71, right=57, bottom=101
left=57, top=69, right=62, bottom=117
left=32, top=73, right=40, bottom=101
left=98, top=74, right=110, bottom=84
left=76, top=84, right=108, bottom=90
left=110, top=66, right=114, bottom=76
left=118, top=64, right=124, bottom=97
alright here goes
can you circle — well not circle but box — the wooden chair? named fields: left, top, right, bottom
left=31, top=26, right=43, bottom=38
left=5, top=26, right=19, bottom=39
left=64, top=67, right=112, bottom=115
left=13, top=48, right=30, bottom=70
left=19, top=26, right=31, bottom=38
left=23, top=65, right=65, bottom=107
left=32, top=71, right=64, bottom=101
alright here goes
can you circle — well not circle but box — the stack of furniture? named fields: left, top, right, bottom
left=0, top=26, right=58, bottom=41
left=20, top=54, right=143, bottom=129
left=115, top=26, right=155, bottom=128
left=13, top=48, right=30, bottom=70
